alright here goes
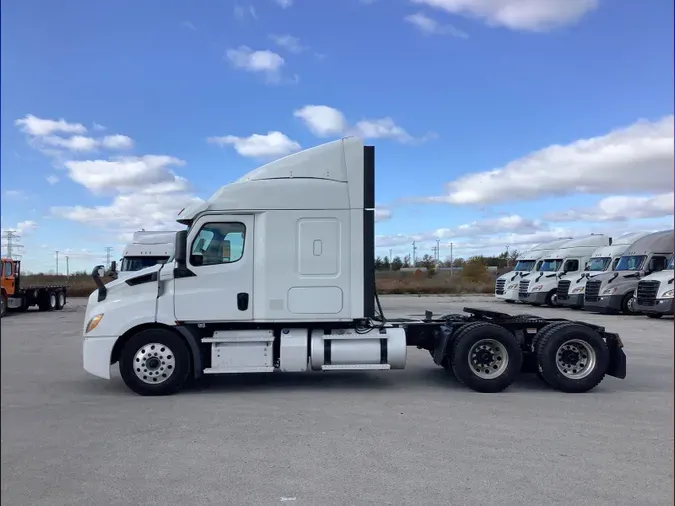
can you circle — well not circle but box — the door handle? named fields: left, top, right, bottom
left=237, top=293, right=249, bottom=311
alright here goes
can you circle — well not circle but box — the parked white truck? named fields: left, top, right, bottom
left=518, top=234, right=612, bottom=307
left=495, top=238, right=574, bottom=303
left=584, top=229, right=674, bottom=315
left=82, top=137, right=627, bottom=396
left=557, top=232, right=651, bottom=310
left=118, top=231, right=178, bottom=280
left=634, top=255, right=674, bottom=318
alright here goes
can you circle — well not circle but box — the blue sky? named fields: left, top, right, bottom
left=1, top=0, right=673, bottom=273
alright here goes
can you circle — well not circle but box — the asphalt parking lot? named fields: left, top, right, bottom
left=1, top=295, right=673, bottom=506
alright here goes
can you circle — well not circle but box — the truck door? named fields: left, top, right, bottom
left=173, top=214, right=254, bottom=322
left=1, top=260, right=14, bottom=295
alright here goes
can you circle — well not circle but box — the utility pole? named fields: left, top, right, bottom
left=450, top=242, right=454, bottom=276
left=1, top=230, right=24, bottom=259
left=104, top=247, right=114, bottom=268
left=389, top=248, right=393, bottom=270
left=412, top=241, right=417, bottom=268
left=436, top=239, right=441, bottom=263
left=55, top=250, right=59, bottom=275
left=66, top=256, right=70, bottom=278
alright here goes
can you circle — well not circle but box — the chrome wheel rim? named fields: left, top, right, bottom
left=555, top=339, right=596, bottom=379
left=468, top=339, right=509, bottom=379
left=133, top=343, right=176, bottom=385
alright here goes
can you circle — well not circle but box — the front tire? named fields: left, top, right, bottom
left=450, top=322, right=523, bottom=393
left=119, top=328, right=191, bottom=396
left=545, top=289, right=559, bottom=307
left=646, top=313, right=663, bottom=319
left=621, top=291, right=638, bottom=315
left=0, top=295, right=6, bottom=318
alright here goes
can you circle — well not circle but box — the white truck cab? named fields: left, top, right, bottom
left=494, top=238, right=573, bottom=303
left=584, top=229, right=674, bottom=315
left=81, top=137, right=629, bottom=397
left=557, top=232, right=651, bottom=310
left=634, top=254, right=674, bottom=319
left=518, top=234, right=612, bottom=307
left=117, top=231, right=178, bottom=280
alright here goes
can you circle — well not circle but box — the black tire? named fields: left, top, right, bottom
left=531, top=322, right=568, bottom=386
left=0, top=295, right=6, bottom=318
left=535, top=322, right=609, bottom=393
left=646, top=313, right=663, bottom=319
left=38, top=291, right=57, bottom=312
left=55, top=291, right=66, bottom=310
left=545, top=289, right=558, bottom=307
left=621, top=291, right=637, bottom=315
left=450, top=322, right=523, bottom=393
left=119, top=328, right=192, bottom=396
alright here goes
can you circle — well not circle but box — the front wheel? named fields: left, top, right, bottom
left=119, top=328, right=191, bottom=396
left=646, top=313, right=663, bottom=319
left=621, top=291, right=638, bottom=315
left=545, top=289, right=559, bottom=307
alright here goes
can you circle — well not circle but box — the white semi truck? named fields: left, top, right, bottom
left=494, top=238, right=574, bottom=303
left=584, top=229, right=674, bottom=315
left=557, top=232, right=651, bottom=310
left=118, top=231, right=178, bottom=280
left=634, top=255, right=674, bottom=318
left=518, top=234, right=612, bottom=307
left=82, top=138, right=627, bottom=396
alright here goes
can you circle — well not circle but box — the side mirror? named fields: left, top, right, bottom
left=174, top=230, right=188, bottom=265
left=92, top=265, right=106, bottom=279
left=106, top=260, right=118, bottom=279
left=648, top=258, right=657, bottom=272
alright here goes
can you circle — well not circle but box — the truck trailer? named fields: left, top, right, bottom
left=557, top=232, right=651, bottom=310
left=518, top=234, right=612, bottom=307
left=634, top=254, right=674, bottom=319
left=494, top=238, right=574, bottom=303
left=584, top=229, right=674, bottom=315
left=0, top=258, right=68, bottom=317
left=82, top=138, right=627, bottom=396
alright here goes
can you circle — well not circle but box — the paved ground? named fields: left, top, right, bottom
left=1, top=295, right=673, bottom=506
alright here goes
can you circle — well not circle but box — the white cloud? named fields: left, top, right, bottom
left=41, top=135, right=99, bottom=152
left=45, top=175, right=60, bottom=185
left=293, top=105, right=434, bottom=143
left=208, top=131, right=302, bottom=158
left=428, top=116, right=674, bottom=206
left=93, top=123, right=106, bottom=131
left=404, top=12, right=469, bottom=37
left=1, top=220, right=37, bottom=235
left=63, top=155, right=188, bottom=194
left=226, top=46, right=286, bottom=83
left=101, top=134, right=134, bottom=150
left=269, top=34, right=307, bottom=54
left=234, top=5, right=258, bottom=20
left=411, top=0, right=599, bottom=32
left=546, top=193, right=675, bottom=223
left=375, top=208, right=393, bottom=222
left=274, top=0, right=293, bottom=8
left=3, top=189, right=27, bottom=199
left=14, top=114, right=86, bottom=136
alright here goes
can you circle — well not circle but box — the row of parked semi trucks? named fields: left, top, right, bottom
left=122, top=229, right=674, bottom=320
left=494, top=229, right=674, bottom=319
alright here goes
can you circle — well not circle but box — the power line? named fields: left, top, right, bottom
left=1, top=230, right=24, bottom=259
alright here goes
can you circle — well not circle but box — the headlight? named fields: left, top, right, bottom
left=601, top=287, right=617, bottom=295
left=572, top=286, right=585, bottom=293
left=532, top=284, right=543, bottom=292
left=662, top=290, right=674, bottom=298
left=86, top=314, right=104, bottom=333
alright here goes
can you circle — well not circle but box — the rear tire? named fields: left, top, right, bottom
left=0, top=295, right=6, bottom=318
left=119, top=328, right=191, bottom=396
left=450, top=322, right=523, bottom=393
left=55, top=291, right=66, bottom=310
left=38, top=291, right=57, bottom=312
left=535, top=322, right=609, bottom=393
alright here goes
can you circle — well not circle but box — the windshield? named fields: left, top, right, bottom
left=668, top=256, right=674, bottom=270
left=121, top=256, right=170, bottom=271
left=538, top=259, right=563, bottom=272
left=614, top=255, right=646, bottom=271
left=585, top=257, right=611, bottom=272
left=513, top=259, right=536, bottom=272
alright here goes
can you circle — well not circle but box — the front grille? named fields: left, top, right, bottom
left=518, top=279, right=530, bottom=298
left=636, top=280, right=660, bottom=306
left=557, top=279, right=571, bottom=300
left=495, top=279, right=506, bottom=295
left=585, top=280, right=601, bottom=302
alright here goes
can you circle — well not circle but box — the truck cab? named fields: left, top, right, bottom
left=117, top=231, right=178, bottom=280
left=518, top=234, right=612, bottom=307
left=557, top=232, right=651, bottom=310
left=494, top=238, right=573, bottom=303
left=634, top=254, right=674, bottom=318
left=584, top=229, right=674, bottom=315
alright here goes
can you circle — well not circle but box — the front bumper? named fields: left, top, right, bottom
left=497, top=286, right=520, bottom=302
left=518, top=291, right=548, bottom=305
left=83, top=336, right=117, bottom=379
left=635, top=298, right=674, bottom=315
left=584, top=294, right=623, bottom=314
left=559, top=293, right=584, bottom=308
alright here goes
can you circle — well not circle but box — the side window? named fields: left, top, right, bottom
left=3, top=262, right=12, bottom=277
left=190, top=222, right=246, bottom=266
left=611, top=258, right=620, bottom=271
left=651, top=256, right=668, bottom=272
left=563, top=259, right=579, bottom=272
